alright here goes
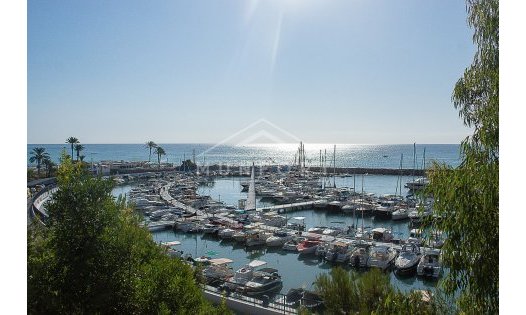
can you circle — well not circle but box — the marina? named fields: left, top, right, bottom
left=107, top=161, right=443, bottom=306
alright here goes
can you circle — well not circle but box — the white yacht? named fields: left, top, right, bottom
left=367, top=245, right=398, bottom=271
left=266, top=230, right=294, bottom=247
left=395, top=243, right=422, bottom=276
left=392, top=208, right=410, bottom=221
left=417, top=249, right=442, bottom=279
left=405, top=177, right=429, bottom=191
left=324, top=241, right=353, bottom=263
left=243, top=268, right=283, bottom=297
left=224, top=260, right=267, bottom=292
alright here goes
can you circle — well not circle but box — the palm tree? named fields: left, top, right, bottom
left=42, top=157, right=56, bottom=177
left=66, top=137, right=79, bottom=159
left=74, top=144, right=85, bottom=161
left=145, top=141, right=157, bottom=162
left=154, top=146, right=166, bottom=168
left=29, top=147, right=50, bottom=176
left=79, top=155, right=86, bottom=162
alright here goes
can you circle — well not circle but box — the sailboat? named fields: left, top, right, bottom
left=245, top=163, right=257, bottom=211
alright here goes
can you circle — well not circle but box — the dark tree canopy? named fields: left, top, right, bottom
left=425, top=0, right=499, bottom=313
left=27, top=154, right=229, bottom=314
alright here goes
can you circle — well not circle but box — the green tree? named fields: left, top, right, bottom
left=42, top=157, right=56, bottom=177
left=181, top=159, right=197, bottom=171
left=155, top=146, right=166, bottom=168
left=425, top=0, right=498, bottom=313
left=314, top=267, right=358, bottom=314
left=27, top=168, right=36, bottom=180
left=355, top=268, right=393, bottom=313
left=66, top=137, right=79, bottom=159
left=29, top=147, right=50, bottom=176
left=74, top=144, right=85, bottom=161
left=145, top=141, right=157, bottom=162
left=27, top=153, right=227, bottom=314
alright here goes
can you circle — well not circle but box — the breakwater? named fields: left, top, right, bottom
left=76, top=164, right=427, bottom=176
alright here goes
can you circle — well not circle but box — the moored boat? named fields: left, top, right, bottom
left=367, top=245, right=398, bottom=271
left=297, top=239, right=322, bottom=255
left=395, top=243, right=422, bottom=276
left=417, top=249, right=442, bottom=279
left=242, top=268, right=283, bottom=297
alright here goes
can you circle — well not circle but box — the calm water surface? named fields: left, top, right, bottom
left=29, top=143, right=461, bottom=169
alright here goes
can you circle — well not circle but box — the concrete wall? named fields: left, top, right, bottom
left=203, top=290, right=295, bottom=315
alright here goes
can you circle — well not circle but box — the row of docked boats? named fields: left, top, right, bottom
left=297, top=237, right=441, bottom=278
left=175, top=219, right=442, bottom=279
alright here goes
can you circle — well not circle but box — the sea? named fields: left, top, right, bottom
left=27, top=143, right=461, bottom=169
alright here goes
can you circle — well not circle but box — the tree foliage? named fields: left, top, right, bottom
left=314, top=268, right=399, bottom=315
left=29, top=147, right=50, bottom=176
left=27, top=153, right=227, bottom=314
left=155, top=146, right=166, bottom=168
left=66, top=137, right=79, bottom=160
left=425, top=0, right=498, bottom=313
left=145, top=141, right=157, bottom=163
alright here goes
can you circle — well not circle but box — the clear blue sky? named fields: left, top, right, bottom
left=28, top=0, right=475, bottom=144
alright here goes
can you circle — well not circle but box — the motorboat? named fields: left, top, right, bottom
left=287, top=216, right=306, bottom=231
left=349, top=245, right=369, bottom=268
left=342, top=204, right=357, bottom=214
left=417, top=249, right=442, bottom=279
left=203, top=223, right=220, bottom=234
left=371, top=227, right=394, bottom=242
left=408, top=207, right=432, bottom=226
left=297, top=239, right=322, bottom=255
left=324, top=241, right=353, bottom=263
left=176, top=220, right=198, bottom=233
left=218, top=228, right=236, bottom=240
left=202, top=258, right=235, bottom=287
left=395, top=243, right=422, bottom=275
left=245, top=230, right=272, bottom=247
left=322, top=226, right=344, bottom=236
left=266, top=230, right=294, bottom=247
left=373, top=200, right=396, bottom=219
left=307, top=226, right=327, bottom=234
left=233, top=230, right=247, bottom=243
left=282, top=237, right=305, bottom=251
left=315, top=241, right=330, bottom=258
left=223, top=260, right=267, bottom=292
left=243, top=268, right=283, bottom=296
left=392, top=208, right=410, bottom=221
left=367, top=245, right=398, bottom=271
left=405, top=177, right=429, bottom=191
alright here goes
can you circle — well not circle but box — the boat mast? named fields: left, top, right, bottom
left=361, top=174, right=364, bottom=231
left=333, top=145, right=336, bottom=188
left=413, top=143, right=416, bottom=183
left=422, top=147, right=426, bottom=170
left=399, top=153, right=403, bottom=198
